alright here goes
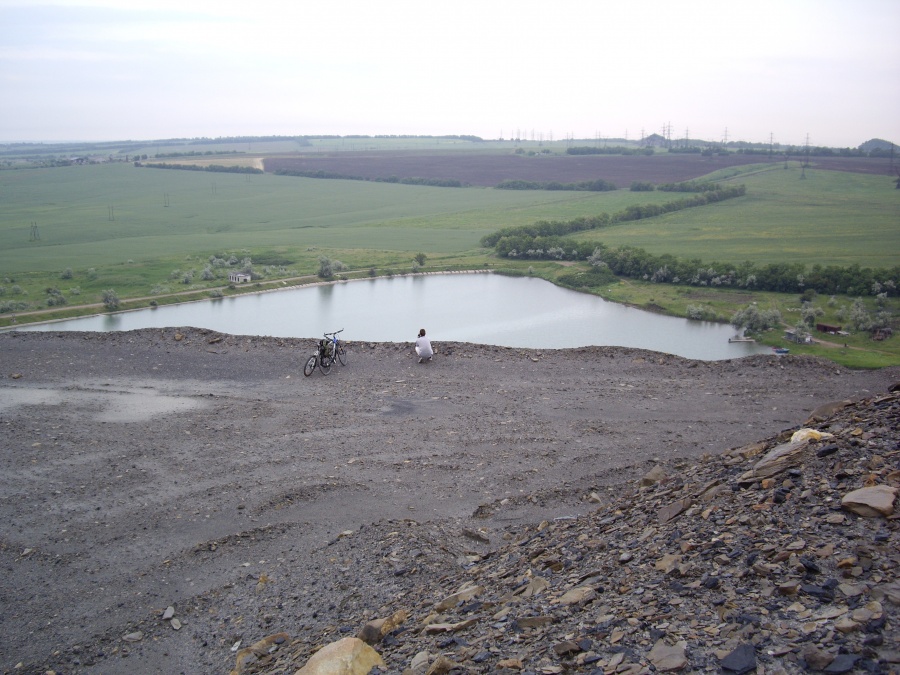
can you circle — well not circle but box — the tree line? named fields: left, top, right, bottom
left=481, top=187, right=897, bottom=297
left=481, top=186, right=746, bottom=249
left=496, top=178, right=617, bottom=191
left=566, top=146, right=655, bottom=156
left=139, top=163, right=263, bottom=175
left=272, top=169, right=464, bottom=187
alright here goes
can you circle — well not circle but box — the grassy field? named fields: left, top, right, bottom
left=0, top=162, right=716, bottom=274
left=1, top=154, right=897, bottom=367
left=575, top=164, right=900, bottom=267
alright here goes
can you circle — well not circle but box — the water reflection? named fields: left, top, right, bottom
left=15, top=273, right=768, bottom=361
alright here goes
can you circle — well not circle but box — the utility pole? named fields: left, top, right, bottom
left=800, top=133, right=810, bottom=179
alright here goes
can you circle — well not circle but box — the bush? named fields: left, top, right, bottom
left=557, top=265, right=618, bottom=289
left=686, top=304, right=711, bottom=320
left=101, top=289, right=120, bottom=311
left=0, top=300, right=29, bottom=313
left=60, top=268, right=73, bottom=280
left=45, top=288, right=67, bottom=307
left=730, top=304, right=782, bottom=332
left=318, top=256, right=334, bottom=278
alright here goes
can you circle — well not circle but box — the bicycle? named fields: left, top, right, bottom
left=303, top=329, right=346, bottom=376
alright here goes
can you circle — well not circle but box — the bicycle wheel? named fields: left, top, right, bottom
left=303, top=355, right=317, bottom=377
left=320, top=355, right=333, bottom=375
left=337, top=343, right=347, bottom=366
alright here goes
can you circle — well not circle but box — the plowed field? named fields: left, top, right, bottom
left=263, top=152, right=895, bottom=187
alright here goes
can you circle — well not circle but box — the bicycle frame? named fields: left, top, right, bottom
left=324, top=329, right=344, bottom=360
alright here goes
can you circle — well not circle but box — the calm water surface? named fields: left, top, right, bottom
left=17, top=273, right=767, bottom=360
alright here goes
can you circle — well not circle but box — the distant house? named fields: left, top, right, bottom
left=784, top=329, right=813, bottom=344
left=816, top=323, right=842, bottom=334
left=229, top=272, right=251, bottom=283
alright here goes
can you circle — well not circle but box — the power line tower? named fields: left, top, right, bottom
left=30, top=222, right=40, bottom=241
left=801, top=133, right=810, bottom=179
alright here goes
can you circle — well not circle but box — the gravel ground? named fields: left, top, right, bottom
left=0, top=327, right=897, bottom=674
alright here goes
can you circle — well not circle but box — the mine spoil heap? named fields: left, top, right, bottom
left=233, top=388, right=899, bottom=674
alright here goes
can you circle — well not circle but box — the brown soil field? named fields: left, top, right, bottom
left=262, top=152, right=896, bottom=187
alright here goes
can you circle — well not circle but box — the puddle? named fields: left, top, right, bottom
left=1, top=386, right=206, bottom=422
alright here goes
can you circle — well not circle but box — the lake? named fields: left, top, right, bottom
left=14, top=273, right=768, bottom=360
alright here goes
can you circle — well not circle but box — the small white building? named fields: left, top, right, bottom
left=229, top=272, right=251, bottom=283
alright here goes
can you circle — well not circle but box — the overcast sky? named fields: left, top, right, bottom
left=1, top=0, right=898, bottom=147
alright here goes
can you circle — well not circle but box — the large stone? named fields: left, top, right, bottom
left=425, top=655, right=458, bottom=675
left=720, top=643, right=756, bottom=674
left=801, top=644, right=834, bottom=670
left=434, top=584, right=483, bottom=611
left=640, top=465, right=667, bottom=486
left=823, top=653, right=859, bottom=674
left=294, top=637, right=384, bottom=675
left=659, top=498, right=691, bottom=524
left=841, top=485, right=898, bottom=517
left=357, top=609, right=407, bottom=645
left=741, top=440, right=808, bottom=481
left=806, top=400, right=852, bottom=423
left=556, top=586, right=595, bottom=605
left=648, top=639, right=687, bottom=671
left=409, top=650, right=430, bottom=674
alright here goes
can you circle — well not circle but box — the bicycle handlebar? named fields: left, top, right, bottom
left=324, top=329, right=344, bottom=338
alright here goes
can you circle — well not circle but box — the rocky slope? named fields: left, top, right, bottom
left=236, top=390, right=899, bottom=675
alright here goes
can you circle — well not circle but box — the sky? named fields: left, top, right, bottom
left=1, top=0, right=898, bottom=147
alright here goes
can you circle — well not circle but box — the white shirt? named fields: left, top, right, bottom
left=415, top=335, right=433, bottom=359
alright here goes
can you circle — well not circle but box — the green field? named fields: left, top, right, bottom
left=575, top=164, right=900, bottom=268
left=0, top=163, right=708, bottom=273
